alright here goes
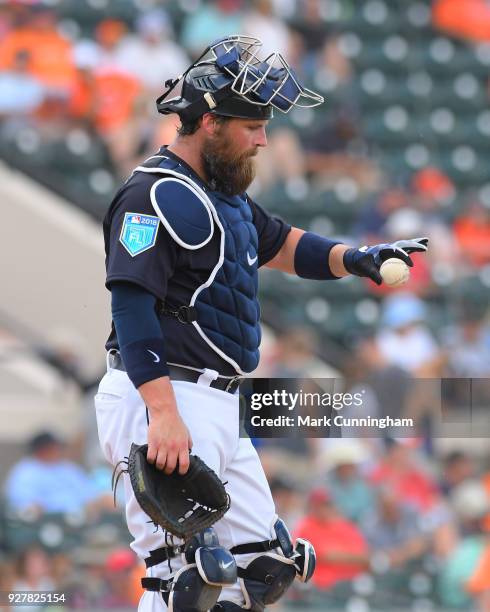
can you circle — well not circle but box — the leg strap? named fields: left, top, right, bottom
left=230, top=539, right=279, bottom=555
left=212, top=602, right=244, bottom=611
left=141, top=577, right=174, bottom=592
left=145, top=545, right=186, bottom=569
left=231, top=517, right=293, bottom=558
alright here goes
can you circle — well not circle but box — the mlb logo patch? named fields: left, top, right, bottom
left=119, top=212, right=159, bottom=256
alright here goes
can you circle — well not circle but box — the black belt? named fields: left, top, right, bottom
left=108, top=351, right=242, bottom=394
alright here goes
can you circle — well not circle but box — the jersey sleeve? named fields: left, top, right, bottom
left=104, top=172, right=180, bottom=301
left=249, top=197, right=292, bottom=267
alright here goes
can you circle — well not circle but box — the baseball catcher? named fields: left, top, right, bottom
left=95, top=35, right=428, bottom=611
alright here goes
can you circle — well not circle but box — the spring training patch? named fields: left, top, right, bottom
left=119, top=213, right=159, bottom=257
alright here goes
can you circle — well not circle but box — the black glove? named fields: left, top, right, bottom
left=126, top=443, right=230, bottom=539
left=343, top=237, right=429, bottom=285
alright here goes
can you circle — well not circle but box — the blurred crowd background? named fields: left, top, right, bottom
left=1, top=0, right=490, bottom=610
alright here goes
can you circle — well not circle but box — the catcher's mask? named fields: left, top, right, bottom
left=156, top=35, right=324, bottom=122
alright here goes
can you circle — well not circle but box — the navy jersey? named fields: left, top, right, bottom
left=103, top=148, right=291, bottom=375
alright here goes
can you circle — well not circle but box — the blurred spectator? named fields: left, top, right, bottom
left=289, top=0, right=332, bottom=58
left=361, top=487, right=428, bottom=568
left=69, top=42, right=98, bottom=127
left=69, top=54, right=142, bottom=176
left=354, top=186, right=410, bottom=243
left=440, top=451, right=477, bottom=497
left=442, top=304, right=490, bottom=377
left=0, top=4, right=14, bottom=40
left=322, top=442, right=376, bottom=524
left=4, top=431, right=101, bottom=515
left=376, top=293, right=445, bottom=376
left=304, top=109, right=379, bottom=191
left=412, top=167, right=455, bottom=210
left=433, top=0, right=490, bottom=42
left=13, top=546, right=56, bottom=609
left=411, top=168, right=461, bottom=271
left=82, top=71, right=141, bottom=137
left=438, top=480, right=490, bottom=608
left=0, top=7, right=75, bottom=93
left=253, top=126, right=308, bottom=192
left=343, top=329, right=437, bottom=441
left=116, top=10, right=190, bottom=94
left=269, top=475, right=304, bottom=530
left=453, top=196, right=490, bottom=268
left=180, top=0, right=245, bottom=59
left=346, top=330, right=412, bottom=423
left=91, top=19, right=129, bottom=75
left=368, top=439, right=440, bottom=514
left=466, top=545, right=490, bottom=609
left=294, top=487, right=369, bottom=590
left=243, top=0, right=291, bottom=58
left=451, top=480, right=490, bottom=532
left=96, top=549, right=142, bottom=610
left=0, top=49, right=44, bottom=116
left=268, top=326, right=340, bottom=377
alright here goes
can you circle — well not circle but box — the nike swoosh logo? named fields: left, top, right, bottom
left=147, top=350, right=160, bottom=363
left=222, top=560, right=235, bottom=569
left=247, top=252, right=258, bottom=266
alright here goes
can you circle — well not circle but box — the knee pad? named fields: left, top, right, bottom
left=184, top=527, right=237, bottom=587
left=168, top=564, right=222, bottom=612
left=265, top=518, right=316, bottom=583
left=143, top=527, right=238, bottom=612
left=230, top=516, right=316, bottom=605
left=293, top=538, right=316, bottom=583
left=184, top=527, right=220, bottom=563
left=238, top=553, right=296, bottom=612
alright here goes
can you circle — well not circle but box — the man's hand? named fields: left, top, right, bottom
left=138, top=377, right=193, bottom=475
left=343, top=237, right=429, bottom=285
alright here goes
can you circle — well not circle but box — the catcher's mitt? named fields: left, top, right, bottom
left=125, top=443, right=230, bottom=540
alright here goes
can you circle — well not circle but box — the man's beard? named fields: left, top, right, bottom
left=201, top=131, right=256, bottom=196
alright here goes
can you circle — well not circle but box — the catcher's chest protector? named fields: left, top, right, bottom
left=134, top=152, right=261, bottom=374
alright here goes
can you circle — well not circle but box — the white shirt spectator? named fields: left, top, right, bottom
left=114, top=9, right=190, bottom=92
left=377, top=325, right=439, bottom=373
left=117, top=36, right=190, bottom=92
left=243, top=1, right=291, bottom=59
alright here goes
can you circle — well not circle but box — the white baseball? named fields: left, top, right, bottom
left=380, top=257, right=410, bottom=287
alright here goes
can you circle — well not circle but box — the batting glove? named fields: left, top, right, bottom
left=343, top=237, right=429, bottom=285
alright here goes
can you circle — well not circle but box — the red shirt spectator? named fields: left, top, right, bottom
left=294, top=488, right=369, bottom=590
left=369, top=440, right=439, bottom=513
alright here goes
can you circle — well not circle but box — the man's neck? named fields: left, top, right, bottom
left=167, top=137, right=207, bottom=184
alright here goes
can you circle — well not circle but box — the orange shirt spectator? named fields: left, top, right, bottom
left=433, top=0, right=490, bottom=42
left=454, top=201, right=490, bottom=267
left=93, top=71, right=141, bottom=134
left=68, top=69, right=141, bottom=134
left=0, top=9, right=76, bottom=91
left=481, top=472, right=490, bottom=532
left=294, top=488, right=369, bottom=590
left=466, top=542, right=490, bottom=595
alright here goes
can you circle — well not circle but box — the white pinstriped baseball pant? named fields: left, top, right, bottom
left=95, top=364, right=277, bottom=611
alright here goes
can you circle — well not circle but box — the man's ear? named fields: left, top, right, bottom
left=201, top=113, right=219, bottom=135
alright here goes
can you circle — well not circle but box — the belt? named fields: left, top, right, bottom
left=108, top=351, right=242, bottom=394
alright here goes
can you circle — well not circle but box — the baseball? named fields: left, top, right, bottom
left=380, top=257, right=410, bottom=287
